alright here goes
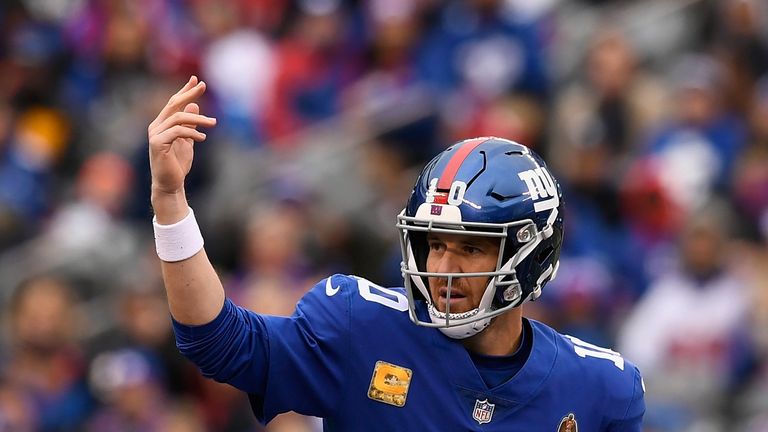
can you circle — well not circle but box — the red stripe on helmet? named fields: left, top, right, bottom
left=437, top=137, right=488, bottom=190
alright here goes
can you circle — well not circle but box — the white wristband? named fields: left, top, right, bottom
left=153, top=207, right=204, bottom=262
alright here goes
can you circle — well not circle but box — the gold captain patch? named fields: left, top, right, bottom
left=367, top=361, right=412, bottom=407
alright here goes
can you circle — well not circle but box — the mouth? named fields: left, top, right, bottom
left=435, top=288, right=470, bottom=312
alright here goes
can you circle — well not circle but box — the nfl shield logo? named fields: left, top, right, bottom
left=472, top=399, right=495, bottom=424
left=430, top=205, right=442, bottom=215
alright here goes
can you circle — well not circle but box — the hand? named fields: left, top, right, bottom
left=148, top=76, right=217, bottom=197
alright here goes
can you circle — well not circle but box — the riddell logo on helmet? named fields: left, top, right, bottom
left=518, top=168, right=559, bottom=212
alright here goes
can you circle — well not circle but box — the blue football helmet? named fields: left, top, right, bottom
left=397, top=137, right=564, bottom=339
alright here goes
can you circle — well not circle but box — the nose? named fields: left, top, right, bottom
left=435, top=249, right=461, bottom=275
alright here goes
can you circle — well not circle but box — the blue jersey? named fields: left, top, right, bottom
left=173, top=274, right=644, bottom=431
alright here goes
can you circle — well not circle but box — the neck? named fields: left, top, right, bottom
left=461, top=308, right=524, bottom=356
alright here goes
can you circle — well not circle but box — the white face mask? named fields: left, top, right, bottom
left=396, top=206, right=558, bottom=339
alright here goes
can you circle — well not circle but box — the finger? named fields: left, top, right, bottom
left=149, top=103, right=216, bottom=136
left=157, top=111, right=216, bottom=132
left=151, top=125, right=207, bottom=147
left=148, top=78, right=199, bottom=132
left=149, top=111, right=216, bottom=137
left=155, top=80, right=207, bottom=125
left=152, top=112, right=216, bottom=137
left=182, top=103, right=201, bottom=129
left=176, top=76, right=198, bottom=95
left=168, top=76, right=198, bottom=102
left=161, top=80, right=206, bottom=119
left=160, top=111, right=216, bottom=129
left=150, top=116, right=214, bottom=141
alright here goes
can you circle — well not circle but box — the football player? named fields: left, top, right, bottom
left=149, top=77, right=644, bottom=430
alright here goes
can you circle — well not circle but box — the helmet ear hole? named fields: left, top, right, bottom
left=537, top=245, right=554, bottom=264
left=536, top=227, right=563, bottom=265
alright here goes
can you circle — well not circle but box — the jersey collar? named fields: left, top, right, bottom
left=429, top=317, right=559, bottom=411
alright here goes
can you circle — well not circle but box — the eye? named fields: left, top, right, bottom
left=463, top=245, right=483, bottom=255
left=428, top=240, right=445, bottom=252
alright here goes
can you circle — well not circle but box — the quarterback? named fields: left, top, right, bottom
left=149, top=76, right=645, bottom=430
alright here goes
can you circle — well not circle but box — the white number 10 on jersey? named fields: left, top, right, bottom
left=565, top=335, right=625, bottom=370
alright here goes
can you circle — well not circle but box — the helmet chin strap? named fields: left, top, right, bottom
left=435, top=313, right=492, bottom=339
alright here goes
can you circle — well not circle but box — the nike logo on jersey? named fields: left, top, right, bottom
left=325, top=276, right=340, bottom=296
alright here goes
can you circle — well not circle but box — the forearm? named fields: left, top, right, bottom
left=153, top=189, right=225, bottom=325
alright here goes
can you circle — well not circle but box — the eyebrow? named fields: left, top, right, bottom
left=426, top=235, right=498, bottom=248
left=461, top=239, right=499, bottom=249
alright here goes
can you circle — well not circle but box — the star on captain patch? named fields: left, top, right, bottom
left=367, top=361, right=412, bottom=407
left=557, top=413, right=578, bottom=432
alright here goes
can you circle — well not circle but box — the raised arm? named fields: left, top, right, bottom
left=148, top=76, right=223, bottom=325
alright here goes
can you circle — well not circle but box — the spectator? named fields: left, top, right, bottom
left=645, top=54, right=747, bottom=204
left=732, top=75, right=768, bottom=241
left=618, top=199, right=750, bottom=431
left=4, top=276, right=93, bottom=431
left=87, top=286, right=189, bottom=397
left=87, top=348, right=203, bottom=432
left=0, top=107, right=69, bottom=244
left=228, top=201, right=318, bottom=316
left=551, top=27, right=667, bottom=175
left=262, top=0, right=360, bottom=144
left=417, top=0, right=551, bottom=99
left=0, top=1, right=767, bottom=429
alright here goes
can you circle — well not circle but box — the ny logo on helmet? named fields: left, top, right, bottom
left=518, top=167, right=559, bottom=212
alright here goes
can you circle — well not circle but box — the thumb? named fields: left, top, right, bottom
left=184, top=103, right=200, bottom=115
left=182, top=103, right=201, bottom=130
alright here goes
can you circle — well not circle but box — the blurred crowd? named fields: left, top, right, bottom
left=0, top=0, right=767, bottom=430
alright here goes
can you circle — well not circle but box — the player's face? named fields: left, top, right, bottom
left=425, top=232, right=500, bottom=313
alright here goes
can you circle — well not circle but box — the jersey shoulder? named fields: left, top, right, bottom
left=296, top=274, right=415, bottom=347
left=300, top=274, right=411, bottom=321
left=532, top=320, right=645, bottom=421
